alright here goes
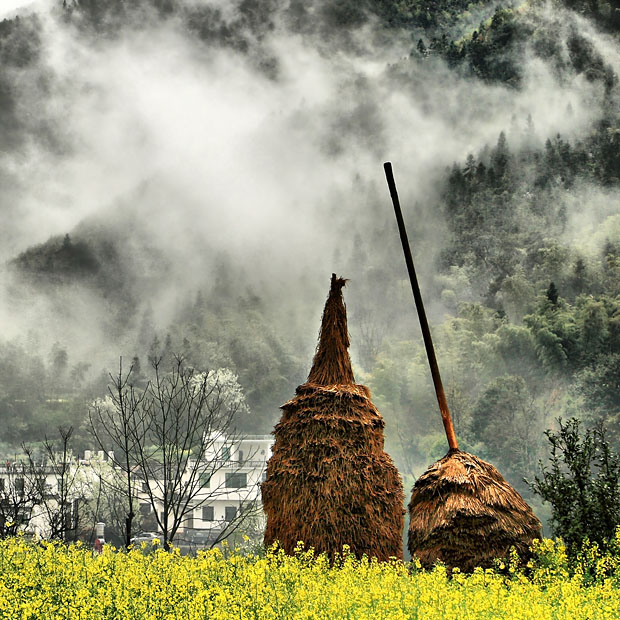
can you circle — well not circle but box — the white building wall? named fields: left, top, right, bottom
left=135, top=435, right=273, bottom=540
left=0, top=435, right=274, bottom=544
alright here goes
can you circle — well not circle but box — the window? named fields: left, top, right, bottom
left=261, top=472, right=267, bottom=483
left=186, top=512, right=194, bottom=529
left=72, top=499, right=80, bottom=530
left=0, top=478, right=5, bottom=492
left=224, top=506, right=237, bottom=522
left=202, top=506, right=214, bottom=521
left=238, top=451, right=244, bottom=463
left=225, top=473, right=247, bottom=489
left=221, top=446, right=230, bottom=461
left=141, top=482, right=149, bottom=493
left=139, top=503, right=151, bottom=516
left=15, top=478, right=24, bottom=494
left=199, top=473, right=211, bottom=488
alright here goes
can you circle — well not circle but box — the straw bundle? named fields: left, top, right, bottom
left=408, top=450, right=542, bottom=571
left=384, top=161, right=542, bottom=571
left=261, top=274, right=404, bottom=561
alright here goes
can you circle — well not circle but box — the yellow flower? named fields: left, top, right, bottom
left=0, top=536, right=619, bottom=619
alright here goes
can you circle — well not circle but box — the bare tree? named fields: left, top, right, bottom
left=90, top=356, right=260, bottom=551
left=81, top=458, right=147, bottom=547
left=0, top=459, right=37, bottom=538
left=89, top=359, right=147, bottom=547
left=23, top=427, right=85, bottom=541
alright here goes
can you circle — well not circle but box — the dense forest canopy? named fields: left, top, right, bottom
left=0, top=0, right=618, bottom=531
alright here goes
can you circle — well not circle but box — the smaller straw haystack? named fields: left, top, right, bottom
left=261, top=274, right=404, bottom=561
left=408, top=450, right=542, bottom=571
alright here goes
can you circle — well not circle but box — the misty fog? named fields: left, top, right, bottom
left=1, top=2, right=613, bottom=347
left=0, top=0, right=618, bottom=516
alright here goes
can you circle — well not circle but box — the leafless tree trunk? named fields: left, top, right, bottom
left=0, top=458, right=37, bottom=538
left=23, top=426, right=84, bottom=541
left=89, top=358, right=147, bottom=548
left=83, top=464, right=141, bottom=546
left=91, top=355, right=259, bottom=551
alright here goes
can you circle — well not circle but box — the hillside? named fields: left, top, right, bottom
left=0, top=0, right=618, bottom=519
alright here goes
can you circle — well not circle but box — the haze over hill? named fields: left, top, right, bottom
left=0, top=0, right=618, bottom=523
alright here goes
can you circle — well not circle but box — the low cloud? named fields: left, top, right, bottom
left=0, top=0, right=616, bottom=365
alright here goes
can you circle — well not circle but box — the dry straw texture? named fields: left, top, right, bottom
left=262, top=274, right=404, bottom=561
left=408, top=449, right=542, bottom=572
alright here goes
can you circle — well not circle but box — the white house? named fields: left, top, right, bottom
left=0, top=435, right=274, bottom=547
left=0, top=459, right=84, bottom=540
left=134, top=433, right=274, bottom=546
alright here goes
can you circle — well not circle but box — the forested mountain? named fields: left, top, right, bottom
left=0, top=0, right=618, bottom=527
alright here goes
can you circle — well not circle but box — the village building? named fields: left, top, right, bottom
left=135, top=434, right=274, bottom=547
left=0, top=434, right=273, bottom=546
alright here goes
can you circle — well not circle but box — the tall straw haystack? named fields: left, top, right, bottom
left=384, top=161, right=541, bottom=572
left=261, top=274, right=404, bottom=561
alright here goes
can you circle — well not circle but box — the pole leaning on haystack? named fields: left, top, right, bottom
left=383, top=161, right=542, bottom=572
left=383, top=161, right=458, bottom=451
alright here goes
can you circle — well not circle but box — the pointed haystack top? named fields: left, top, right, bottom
left=307, top=273, right=355, bottom=386
left=262, top=273, right=404, bottom=560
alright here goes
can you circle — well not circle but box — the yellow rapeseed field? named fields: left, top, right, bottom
left=1, top=536, right=620, bottom=619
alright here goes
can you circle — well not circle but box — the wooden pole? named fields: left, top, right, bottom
left=383, top=162, right=459, bottom=451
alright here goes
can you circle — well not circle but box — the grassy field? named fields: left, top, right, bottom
left=2, top=536, right=620, bottom=619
